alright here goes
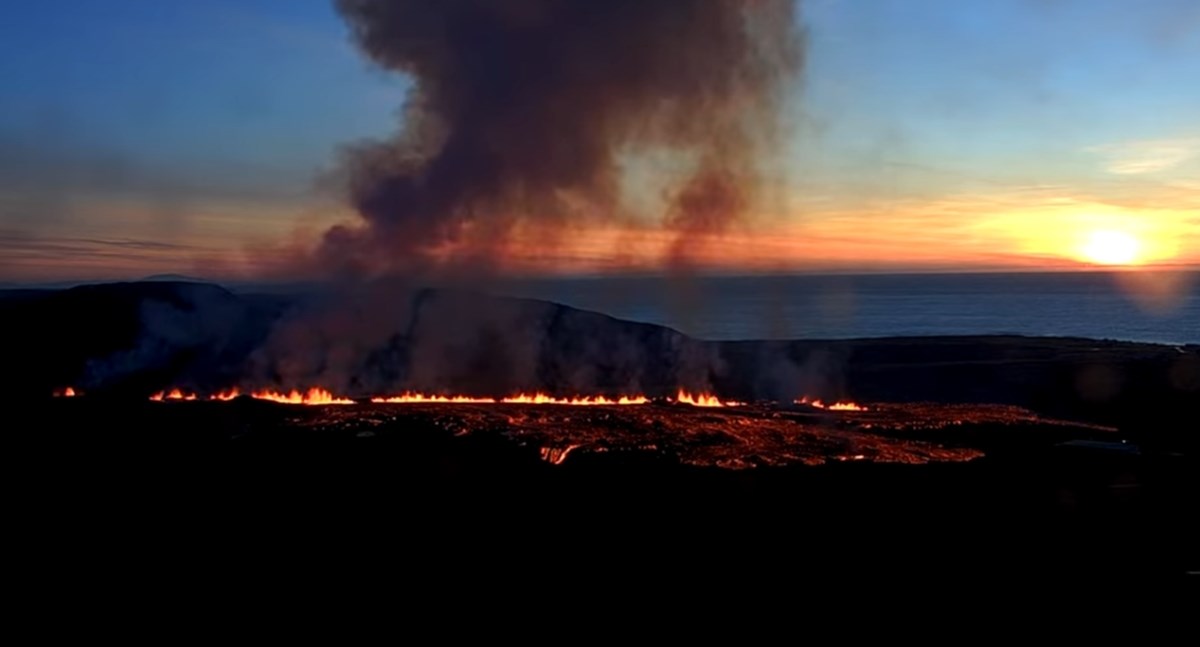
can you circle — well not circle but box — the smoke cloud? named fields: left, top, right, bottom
left=321, top=0, right=803, bottom=276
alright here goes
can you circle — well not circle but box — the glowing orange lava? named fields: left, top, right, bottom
left=151, top=388, right=197, bottom=401
left=250, top=388, right=354, bottom=405
left=371, top=392, right=650, bottom=405
left=146, top=387, right=735, bottom=408
left=53, top=387, right=78, bottom=397
left=675, top=389, right=736, bottom=407
left=795, top=397, right=868, bottom=411
left=503, top=393, right=649, bottom=405
left=371, top=393, right=496, bottom=404
left=149, top=387, right=351, bottom=405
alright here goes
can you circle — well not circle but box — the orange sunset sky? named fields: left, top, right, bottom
left=1, top=0, right=1197, bottom=282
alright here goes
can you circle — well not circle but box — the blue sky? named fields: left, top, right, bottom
left=799, top=0, right=1200, bottom=191
left=0, top=0, right=399, bottom=199
left=1, top=0, right=1197, bottom=279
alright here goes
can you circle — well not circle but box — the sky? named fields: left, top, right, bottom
left=1, top=0, right=1198, bottom=281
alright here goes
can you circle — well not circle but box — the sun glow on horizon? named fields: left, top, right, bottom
left=1078, top=229, right=1143, bottom=266
left=5, top=192, right=1195, bottom=282
left=976, top=201, right=1188, bottom=271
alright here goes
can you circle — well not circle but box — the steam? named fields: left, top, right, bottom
left=321, top=0, right=802, bottom=275
left=247, top=286, right=722, bottom=397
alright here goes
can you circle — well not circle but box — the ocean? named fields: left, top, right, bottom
left=495, top=271, right=1200, bottom=345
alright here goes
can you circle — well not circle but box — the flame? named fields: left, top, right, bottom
left=370, top=392, right=649, bottom=405
left=795, top=397, right=868, bottom=411
left=250, top=388, right=354, bottom=405
left=372, top=390, right=728, bottom=406
left=539, top=444, right=583, bottom=465
left=371, top=393, right=496, bottom=404
left=53, top=387, right=78, bottom=397
left=143, top=387, right=735, bottom=408
left=502, top=393, right=649, bottom=405
left=675, top=389, right=735, bottom=408
left=150, top=388, right=197, bottom=401
left=149, top=387, right=352, bottom=405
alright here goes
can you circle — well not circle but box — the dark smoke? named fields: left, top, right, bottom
left=322, top=0, right=802, bottom=275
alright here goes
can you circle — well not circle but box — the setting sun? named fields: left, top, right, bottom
left=1079, top=229, right=1142, bottom=265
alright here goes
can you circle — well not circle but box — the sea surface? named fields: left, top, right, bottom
left=495, top=271, right=1200, bottom=344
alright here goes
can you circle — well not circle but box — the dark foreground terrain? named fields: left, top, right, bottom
left=17, top=396, right=1196, bottom=591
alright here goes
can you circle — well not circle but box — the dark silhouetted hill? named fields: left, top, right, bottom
left=2, top=280, right=1196, bottom=453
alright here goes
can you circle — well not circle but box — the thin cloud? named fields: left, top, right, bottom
left=0, top=233, right=196, bottom=260
left=1087, top=137, right=1200, bottom=175
left=76, top=238, right=194, bottom=251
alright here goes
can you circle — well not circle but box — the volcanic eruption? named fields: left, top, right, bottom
left=179, top=1, right=808, bottom=402
left=11, top=1, right=1195, bottom=584
left=19, top=0, right=1151, bottom=473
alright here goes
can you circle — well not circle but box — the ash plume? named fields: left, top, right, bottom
left=321, top=0, right=803, bottom=276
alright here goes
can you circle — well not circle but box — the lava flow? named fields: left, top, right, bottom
left=151, top=388, right=197, bottom=402
left=502, top=393, right=650, bottom=405
left=68, top=386, right=852, bottom=410
left=369, top=392, right=649, bottom=405
left=250, top=388, right=355, bottom=405
left=675, top=389, right=739, bottom=407
left=795, top=397, right=869, bottom=411
left=371, top=393, right=496, bottom=404
left=147, top=387, right=353, bottom=405
left=141, top=388, right=665, bottom=406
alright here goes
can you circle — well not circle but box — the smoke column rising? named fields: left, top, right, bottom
left=322, top=0, right=803, bottom=276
